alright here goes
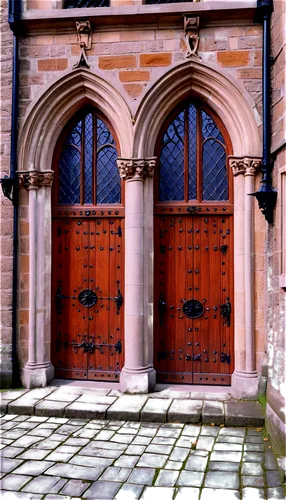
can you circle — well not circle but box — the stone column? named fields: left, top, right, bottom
left=229, top=157, right=261, bottom=399
left=18, top=170, right=54, bottom=388
left=116, top=158, right=157, bottom=393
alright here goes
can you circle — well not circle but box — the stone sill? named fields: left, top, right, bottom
left=20, top=1, right=257, bottom=31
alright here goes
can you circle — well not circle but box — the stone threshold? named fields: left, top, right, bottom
left=0, top=384, right=265, bottom=427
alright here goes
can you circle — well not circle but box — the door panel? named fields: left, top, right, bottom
left=154, top=213, right=233, bottom=385
left=52, top=216, right=124, bottom=381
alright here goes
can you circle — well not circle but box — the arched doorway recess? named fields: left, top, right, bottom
left=154, top=100, right=234, bottom=385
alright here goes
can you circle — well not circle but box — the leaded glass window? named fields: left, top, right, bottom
left=64, top=0, right=109, bottom=8
left=158, top=103, right=228, bottom=202
left=58, top=111, right=120, bottom=205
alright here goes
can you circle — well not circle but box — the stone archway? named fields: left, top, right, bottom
left=17, top=69, right=133, bottom=388
left=121, top=59, right=262, bottom=397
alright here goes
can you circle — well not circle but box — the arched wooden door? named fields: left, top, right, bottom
left=51, top=109, right=124, bottom=381
left=154, top=102, right=234, bottom=385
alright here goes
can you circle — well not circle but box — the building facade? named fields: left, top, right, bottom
left=0, top=0, right=285, bottom=453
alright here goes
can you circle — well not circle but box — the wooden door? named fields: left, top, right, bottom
left=154, top=102, right=234, bottom=385
left=51, top=110, right=124, bottom=381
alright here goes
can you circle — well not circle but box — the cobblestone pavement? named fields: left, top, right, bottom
left=0, top=413, right=284, bottom=500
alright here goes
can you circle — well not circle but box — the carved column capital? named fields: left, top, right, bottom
left=229, top=157, right=262, bottom=177
left=17, top=170, right=54, bottom=190
left=116, top=158, right=157, bottom=181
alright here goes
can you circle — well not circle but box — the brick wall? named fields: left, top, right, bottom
left=0, top=0, right=13, bottom=387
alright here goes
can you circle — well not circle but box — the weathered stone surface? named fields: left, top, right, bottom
left=0, top=458, right=23, bottom=473
left=44, top=463, right=103, bottom=481
left=214, top=442, right=243, bottom=452
left=209, top=461, right=240, bottom=471
left=69, top=455, right=113, bottom=469
left=242, top=475, right=265, bottom=487
left=217, top=435, right=244, bottom=444
left=242, top=462, right=264, bottom=475
left=0, top=473, right=32, bottom=491
left=196, top=436, right=215, bottom=451
left=266, top=471, right=282, bottom=487
left=242, top=487, right=265, bottom=499
left=201, top=489, right=240, bottom=499
left=1, top=447, right=24, bottom=458
left=141, top=487, right=175, bottom=500
left=164, top=460, right=182, bottom=470
left=243, top=451, right=264, bottom=462
left=35, top=401, right=69, bottom=417
left=22, top=475, right=65, bottom=494
left=59, top=478, right=90, bottom=496
left=177, top=471, right=204, bottom=487
left=204, top=471, right=240, bottom=489
left=267, top=487, right=285, bottom=499
left=176, top=487, right=200, bottom=499
left=169, top=447, right=189, bottom=462
left=202, top=401, right=225, bottom=425
left=64, top=402, right=109, bottom=419
left=137, top=453, right=167, bottom=468
left=168, top=400, right=202, bottom=423
left=115, top=483, right=143, bottom=499
left=84, top=480, right=121, bottom=499
left=155, top=469, right=179, bottom=486
left=225, top=402, right=264, bottom=427
left=127, top=467, right=155, bottom=485
left=185, top=455, right=208, bottom=471
left=114, top=455, right=139, bottom=468
left=141, top=398, right=172, bottom=423
left=12, top=460, right=54, bottom=476
left=100, top=466, right=132, bottom=482
left=107, top=396, right=148, bottom=421
left=145, top=444, right=173, bottom=455
left=210, top=451, right=242, bottom=462
left=265, top=450, right=278, bottom=470
left=176, top=436, right=197, bottom=448
left=200, top=426, right=220, bottom=437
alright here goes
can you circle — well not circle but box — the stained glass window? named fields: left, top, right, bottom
left=158, top=103, right=228, bottom=203
left=64, top=0, right=109, bottom=8
left=57, top=111, right=120, bottom=205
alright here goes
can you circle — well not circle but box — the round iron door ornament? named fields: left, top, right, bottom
left=182, top=299, right=204, bottom=319
left=78, top=289, right=97, bottom=308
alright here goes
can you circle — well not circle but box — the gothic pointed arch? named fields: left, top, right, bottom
left=18, top=68, right=133, bottom=173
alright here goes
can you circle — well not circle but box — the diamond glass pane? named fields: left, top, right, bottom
left=202, top=139, right=228, bottom=201
left=159, top=111, right=184, bottom=201
left=58, top=146, right=81, bottom=204
left=66, top=120, right=82, bottom=147
left=97, top=118, right=115, bottom=147
left=201, top=110, right=224, bottom=143
left=188, top=104, right=197, bottom=200
left=64, top=0, right=109, bottom=8
left=97, top=146, right=120, bottom=204
left=84, top=113, right=93, bottom=204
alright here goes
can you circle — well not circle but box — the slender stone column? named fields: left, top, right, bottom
left=117, top=158, right=157, bottom=393
left=18, top=170, right=54, bottom=388
left=229, top=157, right=261, bottom=399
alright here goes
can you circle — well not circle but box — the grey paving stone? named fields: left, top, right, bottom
left=1, top=439, right=13, bottom=445
left=150, top=389, right=190, bottom=400
left=30, top=439, right=58, bottom=450
left=100, top=466, right=132, bottom=482
left=84, top=480, right=121, bottom=499
left=35, top=400, right=70, bottom=417
left=138, top=427, right=158, bottom=437
left=176, top=487, right=200, bottom=499
left=196, top=435, right=215, bottom=451
left=152, top=436, right=176, bottom=445
left=132, top=436, right=152, bottom=445
left=266, top=470, right=282, bottom=487
left=200, top=426, right=220, bottom=436
left=7, top=398, right=39, bottom=415
left=73, top=428, right=99, bottom=439
left=169, top=447, right=189, bottom=462
left=267, top=487, right=285, bottom=499
left=164, top=460, right=182, bottom=470
left=244, top=443, right=264, bottom=452
left=22, top=475, right=66, bottom=494
left=0, top=474, right=32, bottom=491
left=185, top=455, right=208, bottom=471
left=202, top=401, right=224, bottom=425
left=155, top=469, right=179, bottom=486
left=0, top=421, right=19, bottom=430
left=214, top=442, right=243, bottom=452
left=209, top=461, right=240, bottom=471
left=190, top=450, right=209, bottom=457
left=82, top=439, right=127, bottom=451
left=14, top=460, right=54, bottom=476
left=205, top=471, right=239, bottom=489
left=114, top=455, right=139, bottom=468
left=242, top=475, right=265, bottom=487
left=191, top=392, right=232, bottom=401
left=79, top=446, right=123, bottom=459
left=121, top=422, right=141, bottom=430
left=45, top=390, right=82, bottom=402
left=47, top=417, right=69, bottom=424
left=136, top=453, right=167, bottom=468
left=107, top=395, right=148, bottom=421
left=181, top=425, right=201, bottom=437
left=117, top=428, right=138, bottom=435
left=243, top=452, right=264, bottom=462
left=69, top=454, right=114, bottom=468
left=44, top=451, right=75, bottom=462
left=115, top=483, right=143, bottom=500
left=18, top=449, right=50, bottom=460
left=94, top=429, right=115, bottom=440
left=219, top=426, right=245, bottom=436
left=217, top=435, right=244, bottom=444
left=1, top=390, right=29, bottom=401
left=45, top=463, right=103, bottom=481
left=141, top=487, right=175, bottom=500
left=145, top=443, right=173, bottom=455
left=176, top=436, right=197, bottom=448
left=242, top=487, right=265, bottom=499
left=56, top=444, right=81, bottom=454
left=76, top=394, right=117, bottom=405
left=65, top=402, right=109, bottom=419
left=201, top=489, right=240, bottom=500
left=47, top=433, right=67, bottom=442
left=27, top=416, right=49, bottom=422
left=242, top=462, right=264, bottom=475
left=157, top=426, right=182, bottom=437
left=112, top=433, right=134, bottom=444
left=1, top=492, right=43, bottom=500
left=11, top=435, right=44, bottom=448
left=211, top=451, right=242, bottom=462
left=127, top=467, right=155, bottom=485
left=52, top=423, right=82, bottom=435
left=125, top=445, right=146, bottom=455
left=1, top=414, right=18, bottom=420
left=177, top=471, right=204, bottom=487
left=265, top=450, right=278, bottom=470
left=16, top=422, right=40, bottom=429
left=27, top=427, right=54, bottom=437
left=59, top=478, right=90, bottom=496
left=0, top=457, right=23, bottom=473
left=168, top=400, right=202, bottom=423
left=64, top=437, right=90, bottom=447
left=246, top=435, right=263, bottom=443
left=1, top=447, right=24, bottom=458
left=141, top=398, right=172, bottom=423
left=1, top=428, right=28, bottom=439
left=225, top=401, right=264, bottom=427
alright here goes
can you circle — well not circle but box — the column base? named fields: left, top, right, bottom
left=120, top=366, right=156, bottom=394
left=22, top=362, right=54, bottom=389
left=231, top=369, right=259, bottom=399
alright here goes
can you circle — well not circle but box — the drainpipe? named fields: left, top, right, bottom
left=0, top=0, right=21, bottom=387
left=250, top=0, right=277, bottom=223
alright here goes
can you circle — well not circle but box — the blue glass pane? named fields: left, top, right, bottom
left=202, top=139, right=227, bottom=201
left=188, top=104, right=197, bottom=200
left=84, top=113, right=93, bottom=204
left=97, top=118, right=115, bottom=147
left=97, top=146, right=120, bottom=204
left=64, top=0, right=109, bottom=8
left=201, top=110, right=224, bottom=143
left=58, top=145, right=81, bottom=204
left=159, top=111, right=184, bottom=201
left=66, top=120, right=82, bottom=148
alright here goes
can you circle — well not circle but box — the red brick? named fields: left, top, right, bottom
left=236, top=68, right=262, bottom=79
left=217, top=50, right=250, bottom=67
left=140, top=53, right=172, bottom=67
left=99, top=55, right=136, bottom=70
left=119, top=70, right=150, bottom=82
left=123, top=83, right=143, bottom=99
left=38, top=58, right=68, bottom=71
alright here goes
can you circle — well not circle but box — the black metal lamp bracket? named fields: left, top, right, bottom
left=0, top=176, right=15, bottom=204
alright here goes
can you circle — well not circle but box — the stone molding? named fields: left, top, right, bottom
left=228, top=156, right=262, bottom=177
left=116, top=158, right=156, bottom=180
left=17, top=170, right=54, bottom=190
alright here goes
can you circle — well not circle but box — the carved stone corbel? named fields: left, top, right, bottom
left=116, top=158, right=156, bottom=181
left=73, top=20, right=92, bottom=69
left=184, top=16, right=200, bottom=59
left=229, top=157, right=262, bottom=177
left=17, top=170, right=54, bottom=190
